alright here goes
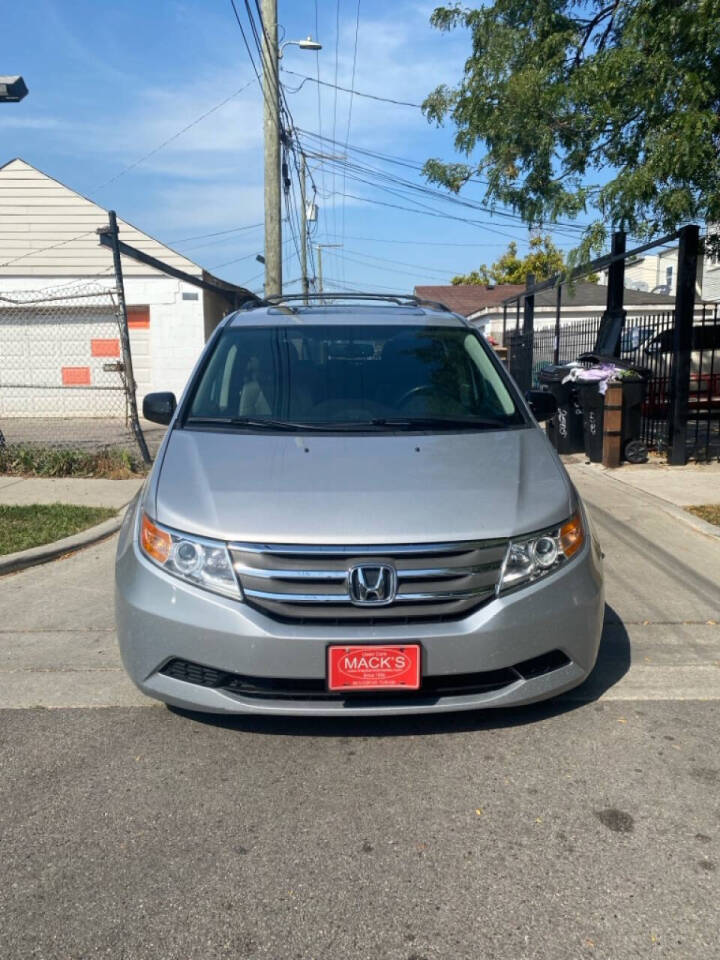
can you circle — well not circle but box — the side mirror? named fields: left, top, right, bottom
left=143, top=391, right=176, bottom=425
left=526, top=389, right=557, bottom=423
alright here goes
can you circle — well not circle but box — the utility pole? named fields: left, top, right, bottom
left=261, top=0, right=282, bottom=298
left=300, top=153, right=308, bottom=303
left=315, top=243, right=343, bottom=297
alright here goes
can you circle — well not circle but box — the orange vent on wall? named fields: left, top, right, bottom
left=62, top=366, right=91, bottom=386
left=127, top=306, right=150, bottom=329
left=91, top=338, right=121, bottom=357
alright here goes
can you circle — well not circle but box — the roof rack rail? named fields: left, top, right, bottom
left=260, top=292, right=453, bottom=313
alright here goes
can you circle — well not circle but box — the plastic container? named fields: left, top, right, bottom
left=538, top=365, right=585, bottom=454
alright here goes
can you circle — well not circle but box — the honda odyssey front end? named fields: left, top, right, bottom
left=116, top=295, right=604, bottom=715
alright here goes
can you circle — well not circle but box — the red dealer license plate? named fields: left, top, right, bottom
left=327, top=645, right=421, bottom=691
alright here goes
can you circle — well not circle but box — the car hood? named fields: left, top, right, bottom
left=152, top=426, right=573, bottom=543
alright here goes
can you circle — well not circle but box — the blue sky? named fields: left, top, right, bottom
left=3, top=0, right=589, bottom=294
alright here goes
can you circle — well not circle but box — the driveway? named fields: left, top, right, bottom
left=1, top=468, right=719, bottom=959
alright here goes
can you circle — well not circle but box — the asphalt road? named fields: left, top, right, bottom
left=1, top=466, right=719, bottom=959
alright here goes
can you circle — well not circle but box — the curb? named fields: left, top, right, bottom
left=0, top=511, right=124, bottom=576
left=568, top=461, right=720, bottom=540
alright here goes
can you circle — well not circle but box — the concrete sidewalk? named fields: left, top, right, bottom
left=563, top=455, right=720, bottom=520
left=0, top=476, right=144, bottom=508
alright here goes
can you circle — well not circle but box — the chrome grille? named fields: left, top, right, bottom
left=229, top=539, right=507, bottom=623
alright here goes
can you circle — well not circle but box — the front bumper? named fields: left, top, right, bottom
left=115, top=502, right=604, bottom=716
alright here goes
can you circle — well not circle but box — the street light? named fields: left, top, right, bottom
left=279, top=36, right=322, bottom=58
left=0, top=76, right=28, bottom=103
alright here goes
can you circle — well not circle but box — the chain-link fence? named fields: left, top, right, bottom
left=0, top=282, right=149, bottom=462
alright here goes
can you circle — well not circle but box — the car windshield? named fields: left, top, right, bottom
left=186, top=323, right=523, bottom=430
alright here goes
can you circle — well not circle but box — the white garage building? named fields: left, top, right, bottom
left=0, top=158, right=249, bottom=417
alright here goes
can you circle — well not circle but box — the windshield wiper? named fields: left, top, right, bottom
left=185, top=416, right=508, bottom=432
left=186, top=416, right=350, bottom=432
left=368, top=417, right=507, bottom=430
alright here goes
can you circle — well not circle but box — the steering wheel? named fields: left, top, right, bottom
left=397, top=384, right=454, bottom=408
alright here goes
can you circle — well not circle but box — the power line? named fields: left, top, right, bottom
left=168, top=222, right=264, bottom=244
left=229, top=0, right=266, bottom=103
left=0, top=230, right=97, bottom=269
left=209, top=235, right=293, bottom=270
left=341, top=0, right=361, bottom=287
left=308, top=149, right=592, bottom=243
left=311, top=159, right=526, bottom=240
left=316, top=233, right=511, bottom=247
left=91, top=79, right=256, bottom=192
left=321, top=272, right=414, bottom=293
left=332, top=190, right=533, bottom=235
left=331, top=0, right=341, bottom=266
left=313, top=0, right=326, bottom=251
left=299, top=127, right=593, bottom=234
left=339, top=246, right=459, bottom=277
left=327, top=248, right=456, bottom=281
left=282, top=69, right=422, bottom=108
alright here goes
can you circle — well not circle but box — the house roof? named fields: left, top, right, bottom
left=415, top=281, right=677, bottom=318
left=0, top=157, right=249, bottom=292
left=530, top=283, right=676, bottom=309
left=414, top=284, right=524, bottom=317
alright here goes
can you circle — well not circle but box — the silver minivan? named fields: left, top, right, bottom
left=115, top=294, right=604, bottom=715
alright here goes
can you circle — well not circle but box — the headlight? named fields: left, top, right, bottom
left=140, top=513, right=242, bottom=599
left=497, top=511, right=585, bottom=594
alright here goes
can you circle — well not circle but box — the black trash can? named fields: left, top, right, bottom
left=577, top=376, right=647, bottom=463
left=577, top=381, right=606, bottom=462
left=538, top=365, right=585, bottom=454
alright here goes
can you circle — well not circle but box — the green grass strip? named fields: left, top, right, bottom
left=0, top=504, right=117, bottom=555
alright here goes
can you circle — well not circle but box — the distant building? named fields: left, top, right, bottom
left=607, top=247, right=680, bottom=296
left=703, top=225, right=720, bottom=302
left=0, top=157, right=246, bottom=407
left=415, top=282, right=677, bottom=340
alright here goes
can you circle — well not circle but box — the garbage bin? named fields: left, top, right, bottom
left=577, top=376, right=647, bottom=463
left=538, top=365, right=585, bottom=454
left=577, top=382, right=606, bottom=462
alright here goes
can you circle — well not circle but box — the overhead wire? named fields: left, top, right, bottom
left=0, top=230, right=98, bottom=269
left=336, top=246, right=459, bottom=278
left=91, top=78, right=256, bottom=192
left=340, top=0, right=361, bottom=288
left=298, top=128, right=593, bottom=234
left=168, top=222, right=264, bottom=244
left=308, top=155, right=590, bottom=245
left=313, top=0, right=326, bottom=269
left=281, top=69, right=422, bottom=108
left=331, top=0, right=341, bottom=268
left=328, top=249, right=456, bottom=281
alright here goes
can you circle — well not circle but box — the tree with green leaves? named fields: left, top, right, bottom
left=423, top=0, right=720, bottom=260
left=452, top=234, right=565, bottom=284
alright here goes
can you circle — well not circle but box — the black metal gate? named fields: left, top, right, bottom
left=503, top=226, right=719, bottom=463
left=508, top=305, right=720, bottom=462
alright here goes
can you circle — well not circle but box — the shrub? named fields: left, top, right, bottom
left=0, top=444, right=148, bottom=479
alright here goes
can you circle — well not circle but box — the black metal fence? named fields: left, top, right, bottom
left=508, top=304, right=720, bottom=461
left=502, top=226, right=720, bottom=463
